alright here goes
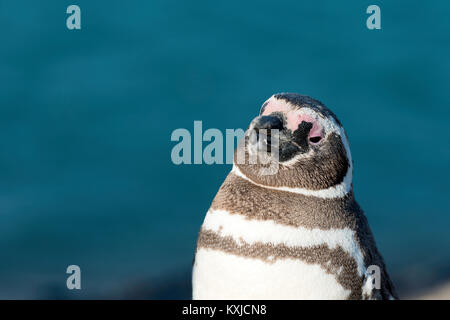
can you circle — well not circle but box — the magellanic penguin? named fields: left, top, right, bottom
left=192, top=93, right=398, bottom=300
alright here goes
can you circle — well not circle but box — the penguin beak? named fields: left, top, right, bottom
left=248, top=113, right=318, bottom=163
left=251, top=114, right=284, bottom=154
left=253, top=115, right=284, bottom=133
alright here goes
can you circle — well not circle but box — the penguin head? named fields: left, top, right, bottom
left=234, top=93, right=353, bottom=192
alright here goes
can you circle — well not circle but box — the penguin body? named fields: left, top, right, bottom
left=193, top=93, right=397, bottom=300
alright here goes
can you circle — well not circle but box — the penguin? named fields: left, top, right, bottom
left=192, top=93, right=398, bottom=300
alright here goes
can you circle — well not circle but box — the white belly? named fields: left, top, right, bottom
left=192, top=209, right=367, bottom=299
left=193, top=248, right=351, bottom=300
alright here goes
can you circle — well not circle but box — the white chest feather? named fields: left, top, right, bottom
left=193, top=249, right=351, bottom=300
left=193, top=209, right=367, bottom=300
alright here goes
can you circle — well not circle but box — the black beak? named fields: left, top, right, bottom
left=253, top=115, right=284, bottom=132
left=250, top=115, right=284, bottom=154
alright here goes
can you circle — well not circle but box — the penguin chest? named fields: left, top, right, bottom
left=193, top=209, right=364, bottom=300
left=193, top=249, right=351, bottom=299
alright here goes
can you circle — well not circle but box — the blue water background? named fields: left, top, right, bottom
left=0, top=1, right=449, bottom=298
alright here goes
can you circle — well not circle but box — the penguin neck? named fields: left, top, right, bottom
left=232, top=163, right=353, bottom=200
left=211, top=170, right=360, bottom=230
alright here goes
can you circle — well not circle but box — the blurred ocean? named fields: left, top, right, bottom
left=0, top=0, right=449, bottom=298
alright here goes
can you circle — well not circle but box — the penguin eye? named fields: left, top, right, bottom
left=309, top=136, right=322, bottom=144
